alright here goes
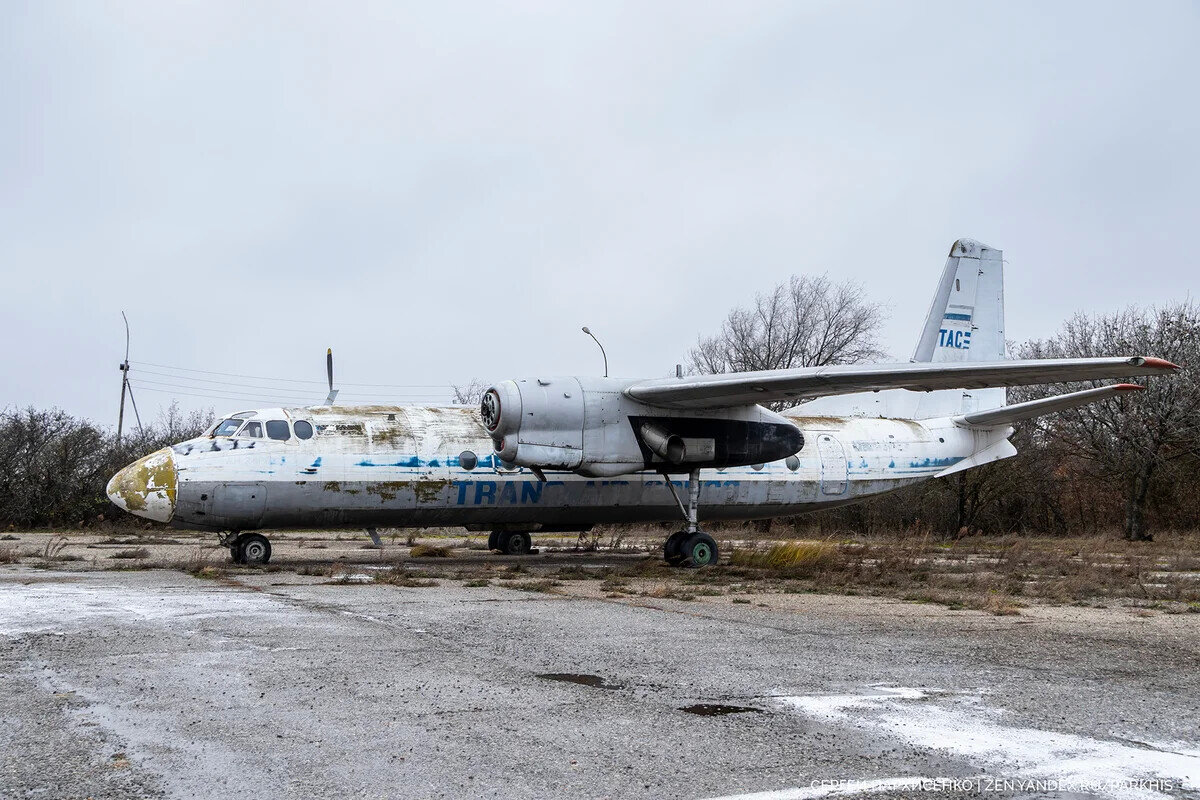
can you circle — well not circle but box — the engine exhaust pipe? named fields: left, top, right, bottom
left=639, top=422, right=686, bottom=465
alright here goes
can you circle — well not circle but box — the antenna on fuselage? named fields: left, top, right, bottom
left=324, top=348, right=339, bottom=405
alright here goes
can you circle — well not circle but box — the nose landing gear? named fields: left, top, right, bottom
left=222, top=532, right=272, bottom=566
left=662, top=468, right=719, bottom=568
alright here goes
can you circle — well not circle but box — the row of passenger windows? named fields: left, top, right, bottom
left=212, top=418, right=314, bottom=441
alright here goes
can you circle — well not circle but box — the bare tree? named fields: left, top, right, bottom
left=450, top=379, right=488, bottom=406
left=688, top=274, right=886, bottom=408
left=1020, top=302, right=1200, bottom=541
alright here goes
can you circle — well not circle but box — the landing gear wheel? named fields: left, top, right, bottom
left=498, top=531, right=532, bottom=555
left=229, top=545, right=242, bottom=564
left=487, top=531, right=500, bottom=552
left=680, top=532, right=718, bottom=568
left=664, top=531, right=689, bottom=566
left=238, top=533, right=272, bottom=566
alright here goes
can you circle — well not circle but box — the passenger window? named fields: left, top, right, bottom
left=266, top=420, right=291, bottom=441
left=293, top=420, right=314, bottom=440
left=213, top=419, right=243, bottom=437
left=239, top=421, right=263, bottom=438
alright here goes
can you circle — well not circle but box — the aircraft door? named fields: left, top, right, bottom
left=816, top=435, right=848, bottom=496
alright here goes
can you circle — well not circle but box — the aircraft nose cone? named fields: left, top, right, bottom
left=106, top=448, right=177, bottom=523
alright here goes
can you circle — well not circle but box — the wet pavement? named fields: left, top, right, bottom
left=1, top=567, right=1198, bottom=799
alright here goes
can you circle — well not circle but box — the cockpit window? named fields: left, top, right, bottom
left=265, top=420, right=290, bottom=441
left=238, top=421, right=263, bottom=438
left=213, top=419, right=243, bottom=437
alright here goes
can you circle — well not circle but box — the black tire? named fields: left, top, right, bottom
left=663, top=530, right=689, bottom=566
left=229, top=544, right=242, bottom=564
left=680, top=532, right=718, bottom=568
left=238, top=533, right=272, bottom=566
left=487, top=531, right=500, bottom=552
left=500, top=531, right=531, bottom=555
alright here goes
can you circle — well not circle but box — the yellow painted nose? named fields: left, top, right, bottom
left=106, top=448, right=177, bottom=523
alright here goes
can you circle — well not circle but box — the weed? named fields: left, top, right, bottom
left=0, top=545, right=18, bottom=564
left=643, top=586, right=695, bottom=601
left=730, top=541, right=837, bottom=574
left=110, top=548, right=150, bottom=560
left=410, top=543, right=451, bottom=558
left=374, top=567, right=439, bottom=587
left=507, top=579, right=562, bottom=593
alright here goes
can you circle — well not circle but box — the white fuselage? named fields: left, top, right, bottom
left=107, top=404, right=1007, bottom=533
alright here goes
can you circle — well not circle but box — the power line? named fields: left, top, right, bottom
left=131, top=376, right=451, bottom=403
left=129, top=382, right=457, bottom=408
left=130, top=360, right=451, bottom=389
left=131, top=368, right=449, bottom=398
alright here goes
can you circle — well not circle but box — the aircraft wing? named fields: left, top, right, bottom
left=624, top=357, right=1178, bottom=410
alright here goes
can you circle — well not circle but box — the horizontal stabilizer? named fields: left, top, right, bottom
left=625, top=357, right=1178, bottom=410
left=953, top=383, right=1145, bottom=428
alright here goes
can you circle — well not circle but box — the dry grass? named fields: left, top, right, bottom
left=374, top=566, right=439, bottom=587
left=506, top=579, right=562, bottom=594
left=110, top=547, right=150, bottom=560
left=409, top=543, right=451, bottom=558
left=730, top=541, right=837, bottom=573
left=0, top=545, right=18, bottom=564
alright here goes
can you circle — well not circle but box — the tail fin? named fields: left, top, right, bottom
left=913, top=239, right=1006, bottom=363
left=913, top=239, right=1006, bottom=415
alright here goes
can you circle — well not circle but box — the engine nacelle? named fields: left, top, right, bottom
left=481, top=376, right=804, bottom=478
left=481, top=378, right=586, bottom=470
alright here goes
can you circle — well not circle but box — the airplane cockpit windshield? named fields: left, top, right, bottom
left=211, top=411, right=255, bottom=437
left=208, top=412, right=312, bottom=441
left=212, top=419, right=245, bottom=437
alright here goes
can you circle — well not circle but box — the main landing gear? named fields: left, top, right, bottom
left=487, top=530, right=533, bottom=556
left=223, top=532, right=272, bottom=566
left=663, top=468, right=719, bottom=568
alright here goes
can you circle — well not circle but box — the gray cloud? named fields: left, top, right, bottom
left=3, top=1, right=1197, bottom=423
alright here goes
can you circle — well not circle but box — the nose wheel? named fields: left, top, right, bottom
left=226, top=533, right=272, bottom=566
left=662, top=469, right=719, bottom=568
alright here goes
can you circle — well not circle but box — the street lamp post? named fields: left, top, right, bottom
left=581, top=326, right=608, bottom=378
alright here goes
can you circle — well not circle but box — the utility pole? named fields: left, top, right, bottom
left=115, top=312, right=143, bottom=442
left=117, top=312, right=131, bottom=443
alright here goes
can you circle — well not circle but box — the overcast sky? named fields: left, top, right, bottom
left=3, top=1, right=1198, bottom=426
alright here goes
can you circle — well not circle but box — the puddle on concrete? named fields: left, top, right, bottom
left=536, top=673, right=618, bottom=689
left=680, top=703, right=763, bottom=716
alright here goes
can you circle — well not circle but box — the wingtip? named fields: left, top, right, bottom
left=1112, top=383, right=1145, bottom=391
left=1140, top=357, right=1180, bottom=370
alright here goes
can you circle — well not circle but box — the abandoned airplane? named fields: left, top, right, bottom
left=107, top=240, right=1179, bottom=567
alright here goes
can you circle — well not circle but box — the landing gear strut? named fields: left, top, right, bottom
left=663, top=468, right=719, bottom=568
left=223, top=532, right=272, bottom=566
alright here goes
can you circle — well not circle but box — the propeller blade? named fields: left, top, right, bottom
left=324, top=348, right=338, bottom=405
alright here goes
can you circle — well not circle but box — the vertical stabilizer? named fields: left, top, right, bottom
left=912, top=239, right=1006, bottom=415
left=913, top=239, right=1005, bottom=363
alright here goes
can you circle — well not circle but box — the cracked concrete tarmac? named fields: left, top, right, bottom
left=1, top=567, right=1198, bottom=800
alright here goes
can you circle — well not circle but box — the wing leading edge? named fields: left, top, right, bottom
left=624, top=357, right=1178, bottom=410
